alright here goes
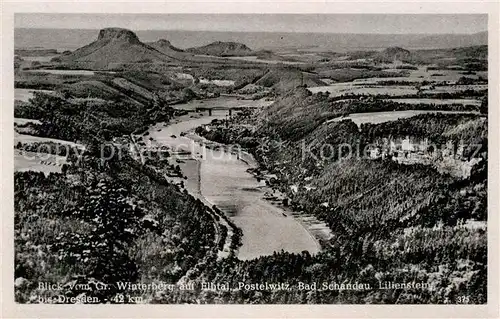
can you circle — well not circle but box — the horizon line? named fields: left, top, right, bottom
left=14, top=27, right=488, bottom=36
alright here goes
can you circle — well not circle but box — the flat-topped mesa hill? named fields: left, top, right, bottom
left=59, top=28, right=173, bottom=69
left=186, top=41, right=254, bottom=56
left=98, top=28, right=142, bottom=44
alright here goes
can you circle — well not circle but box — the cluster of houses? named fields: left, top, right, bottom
left=367, top=136, right=482, bottom=178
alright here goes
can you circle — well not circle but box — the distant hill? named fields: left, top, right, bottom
left=58, top=28, right=249, bottom=69
left=408, top=31, right=488, bottom=49
left=255, top=69, right=327, bottom=92
left=60, top=28, right=173, bottom=69
left=410, top=45, right=488, bottom=69
left=147, top=39, right=185, bottom=55
left=15, top=28, right=488, bottom=53
left=186, top=41, right=253, bottom=56
left=373, top=47, right=412, bottom=62
left=448, top=44, right=488, bottom=60
left=412, top=45, right=488, bottom=60
left=254, top=50, right=290, bottom=61
left=354, top=44, right=487, bottom=67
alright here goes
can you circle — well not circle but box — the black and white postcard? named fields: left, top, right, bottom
left=1, top=1, right=499, bottom=318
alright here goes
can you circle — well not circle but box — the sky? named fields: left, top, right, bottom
left=15, top=14, right=487, bottom=34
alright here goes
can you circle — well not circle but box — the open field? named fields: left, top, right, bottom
left=14, top=118, right=42, bottom=125
left=308, top=65, right=487, bottom=100
left=327, top=110, right=481, bottom=126
left=423, top=84, right=488, bottom=94
left=377, top=67, right=487, bottom=82
left=193, top=54, right=306, bottom=65
left=388, top=98, right=482, bottom=106
left=24, top=69, right=96, bottom=76
left=14, top=149, right=67, bottom=174
left=308, top=84, right=419, bottom=96
left=199, top=78, right=235, bottom=86
left=225, top=55, right=306, bottom=65
left=14, top=88, right=54, bottom=102
left=20, top=56, right=59, bottom=62
left=15, top=131, right=84, bottom=148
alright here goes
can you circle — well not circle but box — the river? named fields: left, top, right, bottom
left=145, top=110, right=321, bottom=260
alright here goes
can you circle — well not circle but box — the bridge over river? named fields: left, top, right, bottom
left=172, top=96, right=274, bottom=113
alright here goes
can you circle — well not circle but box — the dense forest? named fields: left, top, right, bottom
left=14, top=93, right=235, bottom=303
left=192, top=86, right=487, bottom=304
left=14, top=78, right=487, bottom=304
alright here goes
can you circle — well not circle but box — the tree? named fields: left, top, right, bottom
left=182, top=88, right=196, bottom=101
left=480, top=93, right=488, bottom=114
left=55, top=178, right=145, bottom=288
left=61, top=163, right=69, bottom=175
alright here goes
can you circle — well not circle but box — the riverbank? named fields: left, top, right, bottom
left=141, top=112, right=237, bottom=261
left=190, top=118, right=333, bottom=250
left=190, top=132, right=322, bottom=260
left=143, top=111, right=321, bottom=261
left=244, top=166, right=334, bottom=247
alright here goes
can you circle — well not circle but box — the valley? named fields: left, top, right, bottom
left=13, top=24, right=488, bottom=305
